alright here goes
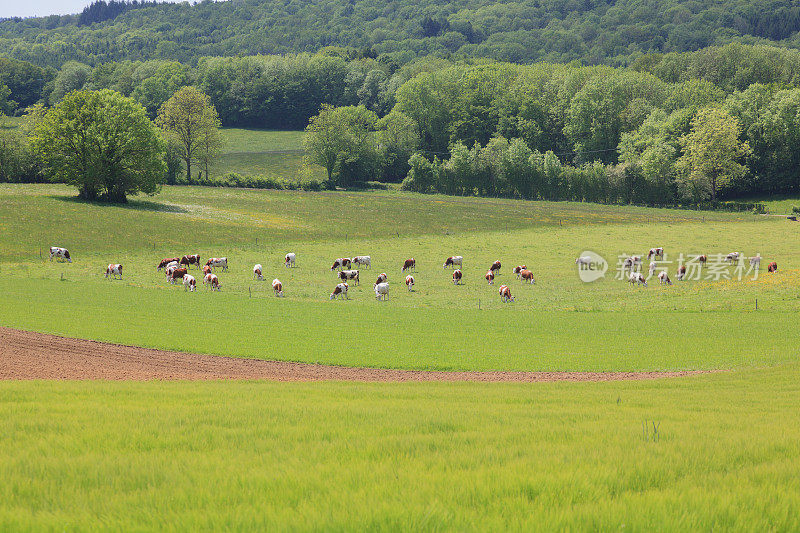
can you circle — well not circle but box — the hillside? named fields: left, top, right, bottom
left=2, top=0, right=800, bottom=67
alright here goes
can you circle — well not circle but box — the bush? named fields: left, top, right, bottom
left=173, top=172, right=328, bottom=191
left=792, top=206, right=800, bottom=214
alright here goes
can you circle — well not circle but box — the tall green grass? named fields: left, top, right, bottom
left=213, top=128, right=325, bottom=180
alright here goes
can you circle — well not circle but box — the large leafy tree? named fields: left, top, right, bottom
left=31, top=89, right=166, bottom=202
left=156, top=86, right=221, bottom=181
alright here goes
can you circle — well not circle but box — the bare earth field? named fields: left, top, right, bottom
left=0, top=327, right=711, bottom=382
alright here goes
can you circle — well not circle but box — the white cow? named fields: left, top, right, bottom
left=628, top=271, right=647, bottom=286
left=183, top=274, right=196, bottom=292
left=658, top=271, right=672, bottom=285
left=206, top=257, right=228, bottom=272
left=352, top=256, right=371, bottom=268
left=405, top=275, right=415, bottom=291
left=253, top=264, right=263, bottom=280
left=725, top=252, right=741, bottom=263
left=105, top=263, right=123, bottom=279
left=375, top=282, right=389, bottom=300
left=575, top=256, right=592, bottom=267
left=649, top=262, right=657, bottom=277
left=49, top=246, right=71, bottom=262
left=749, top=255, right=761, bottom=270
left=443, top=256, right=463, bottom=269
left=285, top=253, right=296, bottom=267
left=272, top=278, right=283, bottom=297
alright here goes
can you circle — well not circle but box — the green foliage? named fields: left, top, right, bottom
left=30, top=89, right=166, bottom=202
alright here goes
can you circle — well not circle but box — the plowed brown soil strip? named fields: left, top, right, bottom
left=0, top=327, right=713, bottom=382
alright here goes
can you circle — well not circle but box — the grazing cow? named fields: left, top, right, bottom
left=649, top=262, right=657, bottom=277
left=157, top=257, right=179, bottom=271
left=499, top=285, right=514, bottom=303
left=253, top=264, right=263, bottom=280
left=485, top=270, right=495, bottom=285
left=724, top=252, right=741, bottom=263
left=402, top=258, right=416, bottom=272
left=352, top=256, right=371, bottom=268
left=165, top=264, right=179, bottom=279
left=331, top=258, right=351, bottom=271
left=338, top=270, right=360, bottom=285
left=749, top=256, right=761, bottom=270
left=375, top=272, right=388, bottom=285
left=658, top=271, right=672, bottom=285
left=272, top=278, right=284, bottom=297
left=768, top=261, right=778, bottom=273
left=677, top=265, right=687, bottom=281
left=405, top=275, right=415, bottom=291
left=623, top=256, right=642, bottom=272
left=697, top=254, right=707, bottom=264
left=628, top=271, right=647, bottom=286
left=170, top=268, right=188, bottom=284
left=285, top=253, right=296, bottom=268
left=105, top=264, right=123, bottom=280
left=647, top=247, right=664, bottom=260
left=330, top=282, right=348, bottom=300
left=452, top=269, right=462, bottom=285
left=180, top=254, right=200, bottom=269
left=203, top=273, right=213, bottom=286
left=374, top=282, right=389, bottom=301
left=206, top=274, right=220, bottom=291
left=202, top=264, right=212, bottom=276
left=489, top=260, right=501, bottom=276
left=513, top=265, right=527, bottom=279
left=444, top=256, right=463, bottom=269
left=206, top=257, right=228, bottom=272
left=183, top=274, right=196, bottom=292
left=519, top=269, right=535, bottom=284
left=575, top=256, right=591, bottom=267
left=49, top=247, right=71, bottom=263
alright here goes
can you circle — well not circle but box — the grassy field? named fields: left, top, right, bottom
left=1, top=366, right=800, bottom=530
left=214, top=128, right=326, bottom=180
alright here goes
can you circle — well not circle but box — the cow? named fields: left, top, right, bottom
left=724, top=252, right=741, bottom=263
left=513, top=265, right=527, bottom=279
left=649, top=262, right=657, bottom=277
left=677, top=265, right=687, bottom=281
left=519, top=269, right=535, bottom=284
left=697, top=254, right=708, bottom=264
left=253, top=264, right=263, bottom=280
left=202, top=264, right=212, bottom=276
left=452, top=269, right=462, bottom=285
left=165, top=264, right=179, bottom=279
left=628, top=271, right=647, bottom=286
left=203, top=273, right=213, bottom=286
left=272, top=278, right=284, bottom=297
left=658, top=271, right=672, bottom=285
left=49, top=247, right=71, bottom=263
left=499, top=285, right=514, bottom=303
left=485, top=270, right=495, bottom=285
left=338, top=270, right=360, bottom=285
left=768, top=261, right=778, bottom=273
left=183, top=274, right=196, bottom=292
left=623, top=256, right=642, bottom=272
left=374, top=282, right=389, bottom=301
left=402, top=258, right=416, bottom=272
left=170, top=268, right=188, bottom=284
left=206, top=274, right=220, bottom=291
left=157, top=257, right=179, bottom=271
left=180, top=254, right=200, bottom=269
left=331, top=258, right=351, bottom=271
left=206, top=257, right=228, bottom=272
left=105, top=264, right=123, bottom=280
left=285, top=253, right=296, bottom=268
left=749, top=256, right=761, bottom=270
left=352, top=256, right=371, bottom=269
left=647, top=247, right=664, bottom=260
left=489, top=260, right=501, bottom=276
left=375, top=272, right=388, bottom=285
left=575, top=256, right=591, bottom=267
left=330, top=282, right=348, bottom=300
left=444, top=256, right=463, bottom=269
left=405, top=275, right=415, bottom=291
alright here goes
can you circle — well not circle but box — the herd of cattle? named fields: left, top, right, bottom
left=48, top=245, right=778, bottom=300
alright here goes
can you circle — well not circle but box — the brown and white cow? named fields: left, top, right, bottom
left=338, top=270, right=359, bottom=285
left=206, top=257, right=228, bottom=272
left=724, top=252, right=741, bottom=263
left=658, top=271, right=672, bottom=285
left=519, top=269, right=535, bottom=284
left=331, top=258, right=351, bottom=271
left=452, top=269, right=462, bottom=285
left=485, top=270, right=495, bottom=285
left=374, top=282, right=389, bottom=300
left=628, top=271, right=647, bottom=286
left=165, top=264, right=180, bottom=279
left=677, top=265, right=687, bottom=281
left=285, top=253, right=296, bottom=268
left=647, top=247, right=664, bottom=260
left=623, top=255, right=642, bottom=272
left=272, top=278, right=284, bottom=297
left=206, top=273, right=220, bottom=291
left=697, top=254, right=707, bottom=264
left=489, top=260, right=501, bottom=276
left=105, top=263, right=123, bottom=280
left=375, top=272, right=388, bottom=285
left=183, top=274, right=196, bottom=292
left=444, top=256, right=463, bottom=269
left=768, top=261, right=778, bottom=273
left=402, top=258, right=416, bottom=272
left=513, top=265, right=527, bottom=279
left=202, top=264, right=212, bottom=276
left=170, top=268, right=188, bottom=284
left=352, top=256, right=371, bottom=268
left=253, top=264, right=263, bottom=280
left=330, top=282, right=348, bottom=300
left=157, top=257, right=179, bottom=271
left=181, top=254, right=201, bottom=269
left=405, top=275, right=415, bottom=291
left=499, top=285, right=514, bottom=302
left=49, top=247, right=71, bottom=263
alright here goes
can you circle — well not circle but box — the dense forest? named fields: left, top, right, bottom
left=4, top=0, right=800, bottom=68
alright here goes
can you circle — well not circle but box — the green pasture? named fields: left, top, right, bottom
left=1, top=183, right=798, bottom=371
left=214, top=128, right=325, bottom=180
left=2, top=366, right=800, bottom=530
